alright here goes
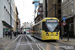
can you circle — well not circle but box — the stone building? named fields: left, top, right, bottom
left=35, top=3, right=43, bottom=23
left=61, top=0, right=75, bottom=37
left=47, top=0, right=61, bottom=21
left=0, top=0, right=17, bottom=38
left=32, top=0, right=43, bottom=24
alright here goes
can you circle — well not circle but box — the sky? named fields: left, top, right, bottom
left=14, top=0, right=35, bottom=26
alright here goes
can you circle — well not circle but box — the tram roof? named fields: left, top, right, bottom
left=42, top=17, right=59, bottom=22
left=34, top=17, right=59, bottom=26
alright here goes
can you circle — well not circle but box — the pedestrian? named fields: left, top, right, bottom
left=5, top=31, right=8, bottom=36
left=13, top=31, right=16, bottom=37
left=8, top=31, right=10, bottom=37
left=14, top=32, right=17, bottom=37
left=24, top=31, right=26, bottom=34
left=8, top=30, right=12, bottom=39
left=21, top=32, right=22, bottom=34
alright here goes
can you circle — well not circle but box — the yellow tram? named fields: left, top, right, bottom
left=33, top=17, right=60, bottom=40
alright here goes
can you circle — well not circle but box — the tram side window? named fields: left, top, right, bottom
left=42, top=22, right=45, bottom=30
left=42, top=22, right=49, bottom=32
left=33, top=27, right=34, bottom=31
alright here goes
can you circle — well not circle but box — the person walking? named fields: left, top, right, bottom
left=8, top=30, right=12, bottom=39
left=5, top=31, right=8, bottom=36
left=8, top=31, right=10, bottom=37
left=24, top=31, right=26, bottom=34
left=14, top=32, right=17, bottom=37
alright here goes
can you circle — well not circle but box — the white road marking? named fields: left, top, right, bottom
left=13, top=35, right=20, bottom=42
left=15, top=36, right=22, bottom=50
left=20, top=42, right=26, bottom=43
left=20, top=44, right=28, bottom=45
left=36, top=44, right=41, bottom=50
left=20, top=43, right=36, bottom=45
left=25, top=35, right=34, bottom=50
left=27, top=35, right=37, bottom=42
left=7, top=35, right=20, bottom=46
left=15, top=35, right=42, bottom=50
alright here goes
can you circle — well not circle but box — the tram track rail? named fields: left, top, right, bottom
left=15, top=35, right=42, bottom=50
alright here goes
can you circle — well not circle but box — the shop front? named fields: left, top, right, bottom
left=63, top=17, right=74, bottom=37
left=2, top=21, right=12, bottom=37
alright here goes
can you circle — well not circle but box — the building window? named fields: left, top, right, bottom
left=67, top=5, right=70, bottom=14
left=39, top=7, right=42, bottom=10
left=58, top=10, right=61, bottom=14
left=62, top=0, right=67, bottom=3
left=71, top=4, right=73, bottom=13
left=58, top=0, right=61, bottom=3
left=62, top=3, right=73, bottom=17
left=62, top=9, right=66, bottom=16
left=65, top=8, right=68, bottom=16
left=62, top=0, right=63, bottom=2
left=62, top=8, right=68, bottom=16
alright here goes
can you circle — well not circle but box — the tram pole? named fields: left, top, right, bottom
left=67, top=31, right=69, bottom=41
left=61, top=25, right=63, bottom=40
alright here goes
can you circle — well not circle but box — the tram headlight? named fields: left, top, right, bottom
left=46, top=33, right=49, bottom=36
left=56, top=33, right=58, bottom=36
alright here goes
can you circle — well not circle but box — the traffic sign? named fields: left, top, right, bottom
left=62, top=22, right=66, bottom=26
left=62, top=17, right=66, bottom=21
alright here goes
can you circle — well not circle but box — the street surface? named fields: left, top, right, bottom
left=0, top=34, right=75, bottom=50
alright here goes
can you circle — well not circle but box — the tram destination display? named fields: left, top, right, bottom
left=46, top=20, right=58, bottom=22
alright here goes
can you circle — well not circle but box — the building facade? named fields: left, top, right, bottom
left=35, top=3, right=43, bottom=23
left=15, top=7, right=20, bottom=32
left=47, top=0, right=61, bottom=21
left=33, top=0, right=43, bottom=24
left=13, top=2, right=17, bottom=31
left=23, top=22, right=31, bottom=28
left=61, top=0, right=75, bottom=37
left=33, top=0, right=39, bottom=10
left=0, top=0, right=16, bottom=38
left=22, top=22, right=31, bottom=34
left=43, top=0, right=48, bottom=18
left=17, top=18, right=21, bottom=29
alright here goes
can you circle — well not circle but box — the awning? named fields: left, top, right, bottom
left=2, top=21, right=12, bottom=28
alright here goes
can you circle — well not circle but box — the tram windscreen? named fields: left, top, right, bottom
left=46, top=20, right=58, bottom=32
